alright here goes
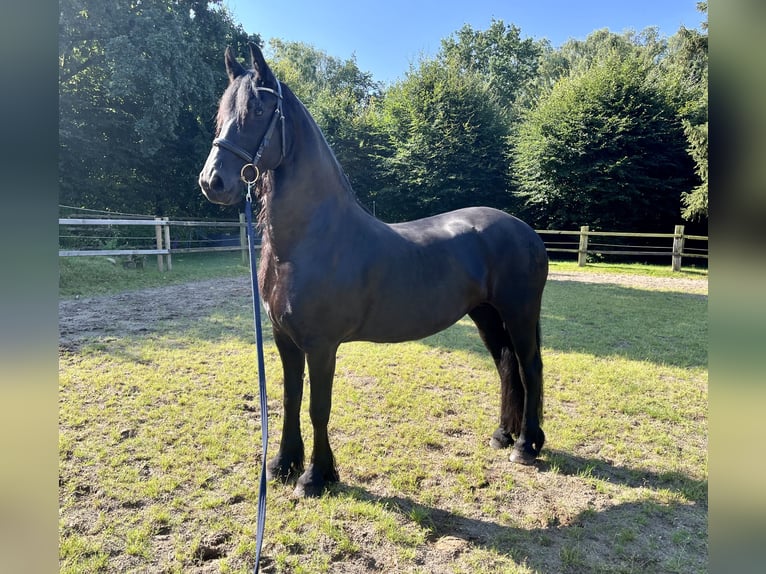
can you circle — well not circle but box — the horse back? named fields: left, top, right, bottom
left=390, top=206, right=548, bottom=286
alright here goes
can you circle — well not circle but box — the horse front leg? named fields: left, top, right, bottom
left=294, top=345, right=340, bottom=497
left=266, top=328, right=306, bottom=483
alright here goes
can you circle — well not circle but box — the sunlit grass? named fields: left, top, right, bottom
left=549, top=258, right=707, bottom=279
left=59, top=251, right=706, bottom=300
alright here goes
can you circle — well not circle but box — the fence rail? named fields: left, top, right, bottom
left=536, top=224, right=708, bottom=272
left=58, top=216, right=251, bottom=271
left=59, top=217, right=707, bottom=272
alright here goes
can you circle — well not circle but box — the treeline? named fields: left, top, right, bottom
left=59, top=0, right=708, bottom=233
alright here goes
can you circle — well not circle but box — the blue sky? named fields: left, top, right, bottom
left=222, top=0, right=706, bottom=84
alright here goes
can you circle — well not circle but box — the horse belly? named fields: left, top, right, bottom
left=352, top=267, right=484, bottom=344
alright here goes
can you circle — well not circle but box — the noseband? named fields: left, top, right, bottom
left=213, top=80, right=285, bottom=185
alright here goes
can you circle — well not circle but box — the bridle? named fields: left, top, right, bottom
left=213, top=80, right=286, bottom=187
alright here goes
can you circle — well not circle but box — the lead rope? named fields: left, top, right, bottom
left=244, top=183, right=268, bottom=574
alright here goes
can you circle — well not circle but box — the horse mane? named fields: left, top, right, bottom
left=219, top=72, right=375, bottom=220
left=215, top=71, right=262, bottom=135
left=254, top=170, right=274, bottom=232
left=271, top=81, right=374, bottom=216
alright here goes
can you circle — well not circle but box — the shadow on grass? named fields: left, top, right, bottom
left=328, top=449, right=707, bottom=572
left=540, top=449, right=708, bottom=505
left=79, top=278, right=707, bottom=371
left=423, top=280, right=707, bottom=369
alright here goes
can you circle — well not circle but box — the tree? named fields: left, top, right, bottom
left=367, top=20, right=550, bottom=221
left=439, top=19, right=544, bottom=122
left=374, top=60, right=512, bottom=221
left=59, top=0, right=256, bottom=217
left=266, top=40, right=384, bottom=209
left=680, top=119, right=708, bottom=220
left=513, top=51, right=695, bottom=231
left=551, top=21, right=708, bottom=225
left=659, top=2, right=708, bottom=221
left=515, top=39, right=571, bottom=111
left=558, top=27, right=667, bottom=76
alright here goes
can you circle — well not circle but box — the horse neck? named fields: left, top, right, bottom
left=262, top=90, right=366, bottom=251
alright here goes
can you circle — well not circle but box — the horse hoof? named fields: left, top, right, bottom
left=509, top=445, right=538, bottom=465
left=292, top=465, right=338, bottom=498
left=266, top=457, right=302, bottom=484
left=509, top=428, right=545, bottom=464
left=293, top=481, right=324, bottom=498
left=490, top=428, right=514, bottom=450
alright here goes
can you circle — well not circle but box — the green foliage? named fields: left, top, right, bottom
left=373, top=61, right=514, bottom=221
left=368, top=19, right=547, bottom=220
left=558, top=27, right=667, bottom=77
left=440, top=19, right=545, bottom=120
left=681, top=120, right=708, bottom=220
left=267, top=41, right=385, bottom=211
left=58, top=5, right=707, bottom=231
left=513, top=49, right=695, bottom=231
left=659, top=4, right=708, bottom=221
left=59, top=0, right=257, bottom=218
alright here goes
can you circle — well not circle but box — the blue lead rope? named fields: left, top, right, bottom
left=245, top=188, right=269, bottom=574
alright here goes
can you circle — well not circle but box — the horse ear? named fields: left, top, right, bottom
left=248, top=42, right=276, bottom=86
left=225, top=47, right=247, bottom=82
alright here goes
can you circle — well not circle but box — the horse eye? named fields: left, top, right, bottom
left=248, top=97, right=264, bottom=117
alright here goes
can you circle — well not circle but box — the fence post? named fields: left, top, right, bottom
left=240, top=213, right=248, bottom=265
left=577, top=226, right=589, bottom=267
left=163, top=217, right=172, bottom=271
left=154, top=217, right=164, bottom=272
left=672, top=224, right=685, bottom=272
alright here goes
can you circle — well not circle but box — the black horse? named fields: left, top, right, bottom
left=199, top=44, right=548, bottom=497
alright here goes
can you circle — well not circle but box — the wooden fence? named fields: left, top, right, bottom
left=59, top=218, right=707, bottom=272
left=58, top=216, right=251, bottom=271
left=537, top=225, right=708, bottom=272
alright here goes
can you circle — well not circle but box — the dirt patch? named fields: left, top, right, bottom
left=59, top=277, right=252, bottom=351
left=548, top=270, right=708, bottom=295
left=59, top=272, right=706, bottom=348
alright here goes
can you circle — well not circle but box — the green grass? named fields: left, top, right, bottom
left=59, top=260, right=707, bottom=573
left=549, top=259, right=708, bottom=279
left=59, top=251, right=249, bottom=297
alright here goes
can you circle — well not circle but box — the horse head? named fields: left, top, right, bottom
left=199, top=43, right=285, bottom=205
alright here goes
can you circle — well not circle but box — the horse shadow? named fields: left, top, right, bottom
left=320, top=449, right=707, bottom=572
left=121, top=277, right=706, bottom=372
left=423, top=280, right=708, bottom=369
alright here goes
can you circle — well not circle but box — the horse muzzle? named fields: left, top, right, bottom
left=198, top=162, right=242, bottom=206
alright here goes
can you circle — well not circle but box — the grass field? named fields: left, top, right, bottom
left=59, top=258, right=707, bottom=573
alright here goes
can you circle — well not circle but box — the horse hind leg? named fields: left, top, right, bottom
left=469, top=304, right=524, bottom=450
left=506, top=317, right=545, bottom=465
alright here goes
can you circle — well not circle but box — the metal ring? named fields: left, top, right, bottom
left=240, top=163, right=260, bottom=185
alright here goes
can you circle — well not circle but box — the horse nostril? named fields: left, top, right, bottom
left=210, top=174, right=224, bottom=194
left=200, top=171, right=225, bottom=196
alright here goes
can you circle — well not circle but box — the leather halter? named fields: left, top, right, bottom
left=213, top=81, right=285, bottom=185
